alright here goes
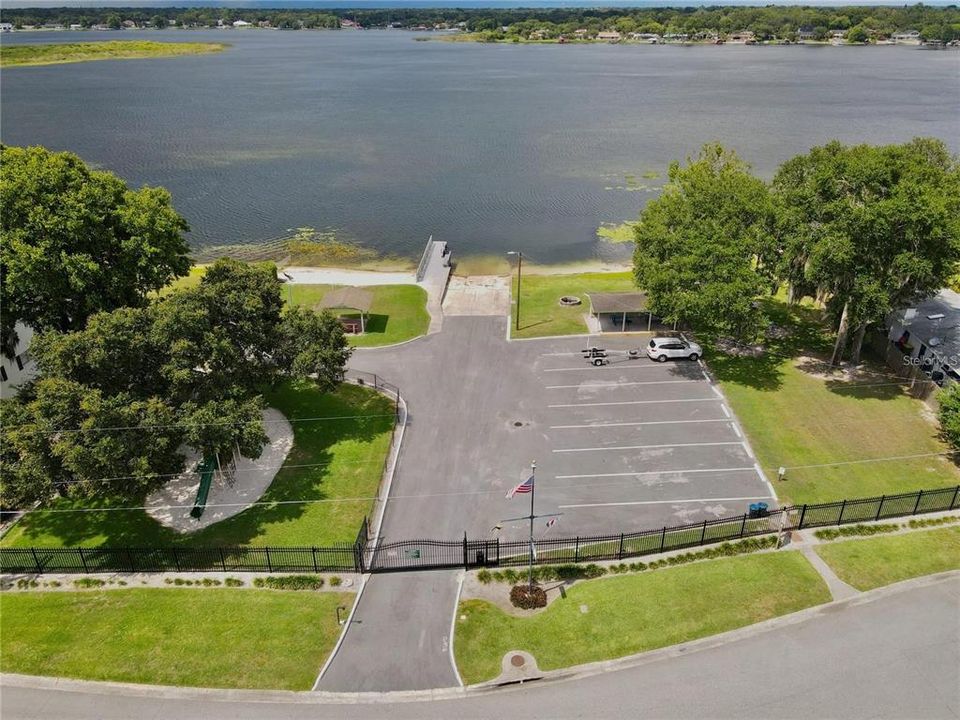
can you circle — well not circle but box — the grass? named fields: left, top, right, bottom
left=815, top=526, right=960, bottom=591
left=454, top=551, right=829, bottom=684
left=0, top=381, right=394, bottom=548
left=286, top=284, right=429, bottom=347
left=511, top=271, right=637, bottom=339
left=708, top=297, right=960, bottom=504
left=0, top=41, right=225, bottom=68
left=0, top=589, right=352, bottom=689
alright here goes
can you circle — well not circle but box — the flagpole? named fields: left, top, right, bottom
left=529, top=460, right=536, bottom=590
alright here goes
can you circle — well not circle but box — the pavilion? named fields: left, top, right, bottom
left=316, top=287, right=374, bottom=334
left=586, top=291, right=657, bottom=332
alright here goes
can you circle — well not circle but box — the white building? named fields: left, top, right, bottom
left=0, top=22, right=14, bottom=32
left=232, top=20, right=251, bottom=28
left=1, top=322, right=38, bottom=398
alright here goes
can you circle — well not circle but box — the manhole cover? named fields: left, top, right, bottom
left=513, top=421, right=523, bottom=427
left=510, top=654, right=526, bottom=668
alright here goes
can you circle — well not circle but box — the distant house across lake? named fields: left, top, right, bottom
left=727, top=30, right=756, bottom=44
left=597, top=31, right=622, bottom=42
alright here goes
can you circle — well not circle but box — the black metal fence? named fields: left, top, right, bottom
left=3, top=485, right=958, bottom=575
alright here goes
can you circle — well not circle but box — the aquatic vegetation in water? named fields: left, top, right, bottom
left=596, top=221, right=638, bottom=243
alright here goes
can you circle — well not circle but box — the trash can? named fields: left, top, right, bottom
left=475, top=550, right=486, bottom=567
left=748, top=503, right=760, bottom=519
left=757, top=502, right=769, bottom=517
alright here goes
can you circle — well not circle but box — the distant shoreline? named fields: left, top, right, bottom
left=0, top=40, right=227, bottom=67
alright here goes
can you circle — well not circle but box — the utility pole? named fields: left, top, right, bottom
left=507, top=251, right=523, bottom=332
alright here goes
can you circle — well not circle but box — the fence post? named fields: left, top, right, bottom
left=618, top=533, right=624, bottom=560
left=218, top=548, right=227, bottom=572
left=496, top=537, right=500, bottom=566
left=838, top=499, right=847, bottom=525
left=171, top=547, right=181, bottom=573
left=463, top=533, right=468, bottom=570
left=79, top=547, right=89, bottom=573
left=739, top=514, right=747, bottom=538
left=30, top=547, right=42, bottom=574
left=265, top=547, right=273, bottom=573
left=312, top=547, right=319, bottom=573
left=699, top=520, right=707, bottom=545
left=875, top=495, right=885, bottom=521
left=952, top=485, right=960, bottom=509
left=659, top=526, right=667, bottom=553
left=126, top=548, right=136, bottom=573
left=797, top=504, right=807, bottom=529
left=575, top=537, right=580, bottom=563
left=912, top=490, right=923, bottom=515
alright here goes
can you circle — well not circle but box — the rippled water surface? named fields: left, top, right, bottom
left=2, top=31, right=958, bottom=261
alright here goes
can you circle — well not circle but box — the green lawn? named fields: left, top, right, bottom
left=0, top=41, right=226, bottom=68
left=709, top=299, right=960, bottom=505
left=287, top=284, right=429, bottom=347
left=0, top=589, right=351, bottom=689
left=1, top=381, right=393, bottom=548
left=454, top=551, right=829, bottom=684
left=512, top=272, right=637, bottom=339
left=815, top=526, right=960, bottom=591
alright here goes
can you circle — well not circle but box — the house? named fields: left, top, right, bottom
left=596, top=31, right=621, bottom=42
left=573, top=28, right=589, bottom=39
left=0, top=22, right=14, bottom=32
left=883, top=290, right=960, bottom=396
left=727, top=30, right=756, bottom=44
left=629, top=32, right=660, bottom=43
left=528, top=29, right=546, bottom=41
left=258, top=20, right=272, bottom=28
left=69, top=23, right=83, bottom=30
left=1, top=323, right=38, bottom=398
left=662, top=32, right=689, bottom=42
left=121, top=20, right=137, bottom=29
left=797, top=26, right=816, bottom=41
left=232, top=20, right=251, bottom=28
left=892, top=29, right=921, bottom=44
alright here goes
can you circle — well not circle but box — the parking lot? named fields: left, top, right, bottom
left=497, top=334, right=776, bottom=540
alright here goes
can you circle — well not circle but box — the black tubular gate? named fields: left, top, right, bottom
left=3, top=485, right=958, bottom=575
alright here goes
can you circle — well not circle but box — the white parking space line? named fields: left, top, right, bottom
left=548, top=398, right=721, bottom=409
left=550, top=418, right=733, bottom=429
left=542, top=365, right=664, bottom=373
left=711, top=385, right=724, bottom=398
left=721, top=404, right=731, bottom=418
left=554, top=441, right=743, bottom=453
left=556, top=466, right=757, bottom=479
left=742, top=441, right=754, bottom=459
left=546, top=379, right=701, bottom=390
left=559, top=495, right=776, bottom=509
left=732, top=424, right=743, bottom=438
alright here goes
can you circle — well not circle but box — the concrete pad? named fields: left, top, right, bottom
left=442, top=276, right=510, bottom=316
left=284, top=268, right=417, bottom=286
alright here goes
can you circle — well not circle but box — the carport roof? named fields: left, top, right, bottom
left=587, top=292, right=649, bottom=314
left=316, top=286, right=373, bottom=313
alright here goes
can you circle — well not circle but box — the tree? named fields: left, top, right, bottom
left=106, top=13, right=122, bottom=29
left=938, top=383, right=960, bottom=453
left=4, top=259, right=352, bottom=505
left=0, top=145, right=190, bottom=357
left=633, top=144, right=777, bottom=339
left=774, top=138, right=960, bottom=365
left=151, top=14, right=167, bottom=29
left=846, top=24, right=869, bottom=43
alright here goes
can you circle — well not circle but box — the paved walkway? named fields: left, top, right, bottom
left=4, top=574, right=957, bottom=719
left=283, top=268, right=417, bottom=286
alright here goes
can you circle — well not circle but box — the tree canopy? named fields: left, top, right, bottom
left=0, top=145, right=190, bottom=356
left=773, top=138, right=960, bottom=364
left=0, top=259, right=351, bottom=508
left=633, top=144, right=777, bottom=339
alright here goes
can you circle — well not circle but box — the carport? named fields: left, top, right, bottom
left=316, top=286, right=373, bottom=334
left=587, top=292, right=655, bottom=332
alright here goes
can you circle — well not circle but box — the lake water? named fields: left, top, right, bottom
left=2, top=30, right=958, bottom=262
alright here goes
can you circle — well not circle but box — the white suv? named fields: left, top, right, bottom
left=646, top=337, right=702, bottom=362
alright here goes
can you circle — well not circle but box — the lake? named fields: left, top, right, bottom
left=2, top=30, right=958, bottom=263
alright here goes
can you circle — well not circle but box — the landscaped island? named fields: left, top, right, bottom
left=0, top=40, right=226, bottom=67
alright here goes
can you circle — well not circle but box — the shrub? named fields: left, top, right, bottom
left=201, top=578, right=221, bottom=587
left=476, top=569, right=493, bottom=584
left=253, top=575, right=325, bottom=591
left=329, top=576, right=342, bottom=587
left=224, top=577, right=244, bottom=587
left=814, top=523, right=899, bottom=541
left=74, top=578, right=105, bottom=589
left=164, top=578, right=174, bottom=584
left=510, top=584, right=547, bottom=609
left=908, top=515, right=959, bottom=529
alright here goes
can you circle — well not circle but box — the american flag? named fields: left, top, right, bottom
left=506, top=475, right=534, bottom=499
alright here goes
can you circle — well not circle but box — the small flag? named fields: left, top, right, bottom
left=506, top=475, right=534, bottom=499
left=545, top=518, right=556, bottom=528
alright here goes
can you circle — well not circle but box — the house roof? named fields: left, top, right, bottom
left=891, top=289, right=960, bottom=364
left=587, top=292, right=648, bottom=314
left=316, top=287, right=373, bottom=313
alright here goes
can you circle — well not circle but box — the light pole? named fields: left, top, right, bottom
left=506, top=251, right=522, bottom=332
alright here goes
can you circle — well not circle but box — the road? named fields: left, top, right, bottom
left=4, top=575, right=958, bottom=719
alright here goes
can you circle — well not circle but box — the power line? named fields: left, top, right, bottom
left=0, top=412, right=396, bottom=436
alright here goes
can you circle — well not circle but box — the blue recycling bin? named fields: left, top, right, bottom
left=748, top=503, right=760, bottom=518
left=757, top=502, right=769, bottom=517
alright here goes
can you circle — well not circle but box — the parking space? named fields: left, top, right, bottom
left=497, top=337, right=775, bottom=540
